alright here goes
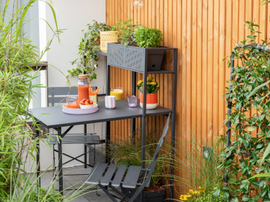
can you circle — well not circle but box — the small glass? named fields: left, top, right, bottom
left=66, top=96, right=78, bottom=108
left=127, top=95, right=138, bottom=108
left=110, top=87, right=124, bottom=100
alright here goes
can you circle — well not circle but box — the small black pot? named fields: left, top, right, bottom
left=144, top=188, right=166, bottom=202
left=147, top=49, right=166, bottom=71
left=121, top=187, right=166, bottom=202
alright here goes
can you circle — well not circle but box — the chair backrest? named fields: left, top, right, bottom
left=48, top=86, right=97, bottom=106
left=129, top=113, right=171, bottom=202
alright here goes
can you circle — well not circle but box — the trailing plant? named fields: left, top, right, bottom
left=134, top=26, right=163, bottom=48
left=68, top=20, right=112, bottom=81
left=113, top=18, right=139, bottom=47
left=136, top=76, right=160, bottom=94
left=219, top=19, right=270, bottom=201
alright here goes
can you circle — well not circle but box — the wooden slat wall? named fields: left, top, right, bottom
left=105, top=0, right=270, bottom=195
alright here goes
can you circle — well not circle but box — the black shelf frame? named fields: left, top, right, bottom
left=97, top=43, right=178, bottom=200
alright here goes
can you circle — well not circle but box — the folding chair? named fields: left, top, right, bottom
left=85, top=113, right=170, bottom=202
left=48, top=87, right=105, bottom=176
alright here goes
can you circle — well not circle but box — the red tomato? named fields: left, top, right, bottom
left=81, top=98, right=87, bottom=102
left=86, top=99, right=91, bottom=103
left=80, top=101, right=85, bottom=105
left=89, top=100, right=93, bottom=105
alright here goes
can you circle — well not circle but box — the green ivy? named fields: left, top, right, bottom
left=68, top=20, right=112, bottom=81
left=218, top=20, right=270, bottom=201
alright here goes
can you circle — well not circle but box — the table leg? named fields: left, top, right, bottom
left=84, top=124, right=87, bottom=168
left=35, top=126, right=41, bottom=187
left=57, top=127, right=63, bottom=195
left=105, top=121, right=110, bottom=163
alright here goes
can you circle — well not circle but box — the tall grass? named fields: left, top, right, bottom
left=0, top=0, right=94, bottom=201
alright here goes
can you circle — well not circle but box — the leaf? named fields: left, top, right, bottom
left=247, top=126, right=257, bottom=131
left=261, top=143, right=270, bottom=163
left=249, top=173, right=270, bottom=179
left=213, top=189, right=220, bottom=197
left=247, top=80, right=270, bottom=100
left=41, top=113, right=51, bottom=115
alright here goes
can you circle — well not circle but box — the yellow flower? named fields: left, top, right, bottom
left=186, top=194, right=192, bottom=198
left=147, top=76, right=153, bottom=82
left=194, top=191, right=200, bottom=194
left=179, top=195, right=188, bottom=201
left=189, top=189, right=194, bottom=193
left=137, top=80, right=143, bottom=85
left=150, top=81, right=156, bottom=85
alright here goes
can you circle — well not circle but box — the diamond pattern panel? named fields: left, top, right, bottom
left=107, top=43, right=145, bottom=73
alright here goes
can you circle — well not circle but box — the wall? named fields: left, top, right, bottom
left=105, top=0, right=270, bottom=195
left=38, top=0, right=106, bottom=170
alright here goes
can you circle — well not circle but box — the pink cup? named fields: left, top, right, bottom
left=105, top=96, right=116, bottom=109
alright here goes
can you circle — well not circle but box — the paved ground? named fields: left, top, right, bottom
left=41, top=166, right=121, bottom=202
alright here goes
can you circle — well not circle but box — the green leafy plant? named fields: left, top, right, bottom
left=113, top=18, right=139, bottom=47
left=219, top=19, right=270, bottom=201
left=136, top=76, right=160, bottom=94
left=134, top=26, right=163, bottom=48
left=68, top=20, right=112, bottom=81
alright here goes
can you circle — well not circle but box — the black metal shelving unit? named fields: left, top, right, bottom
left=97, top=43, right=178, bottom=200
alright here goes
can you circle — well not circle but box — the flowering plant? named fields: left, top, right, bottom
left=136, top=77, right=160, bottom=94
left=179, top=187, right=205, bottom=201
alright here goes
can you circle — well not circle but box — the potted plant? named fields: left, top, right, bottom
left=137, top=76, right=160, bottom=109
left=109, top=132, right=170, bottom=202
left=112, top=18, right=165, bottom=71
left=68, top=20, right=112, bottom=81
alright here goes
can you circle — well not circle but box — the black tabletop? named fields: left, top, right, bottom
left=28, top=100, right=171, bottom=128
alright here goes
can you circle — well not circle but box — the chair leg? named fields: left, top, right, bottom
left=53, top=144, right=55, bottom=178
left=98, top=184, right=119, bottom=202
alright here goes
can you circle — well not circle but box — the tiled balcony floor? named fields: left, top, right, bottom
left=42, top=165, right=121, bottom=202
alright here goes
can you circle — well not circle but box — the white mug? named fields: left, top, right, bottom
left=105, top=96, right=116, bottom=109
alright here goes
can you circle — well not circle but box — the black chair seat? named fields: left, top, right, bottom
left=85, top=114, right=171, bottom=202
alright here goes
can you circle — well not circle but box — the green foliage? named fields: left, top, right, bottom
left=136, top=76, right=160, bottom=94
left=134, top=26, right=163, bottom=48
left=69, top=20, right=112, bottom=81
left=219, top=20, right=270, bottom=201
left=0, top=1, right=93, bottom=201
left=109, top=129, right=170, bottom=187
left=165, top=134, right=225, bottom=199
left=113, top=18, right=139, bottom=47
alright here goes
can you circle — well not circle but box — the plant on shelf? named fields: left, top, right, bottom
left=136, top=77, right=160, bottom=109
left=68, top=20, right=112, bottom=81
left=134, top=26, right=163, bottom=48
left=113, top=18, right=139, bottom=47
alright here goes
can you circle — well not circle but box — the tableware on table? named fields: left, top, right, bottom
left=110, top=87, right=123, bottom=100
left=62, top=103, right=98, bottom=114
left=79, top=104, right=95, bottom=109
left=66, top=96, right=78, bottom=108
left=127, top=95, right=138, bottom=108
left=78, top=74, right=89, bottom=103
left=105, top=95, right=116, bottom=109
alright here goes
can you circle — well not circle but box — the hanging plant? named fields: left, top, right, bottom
left=68, top=20, right=112, bottom=81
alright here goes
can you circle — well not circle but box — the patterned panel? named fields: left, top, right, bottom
left=107, top=43, right=145, bottom=73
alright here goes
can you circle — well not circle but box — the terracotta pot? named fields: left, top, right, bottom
left=140, top=93, right=158, bottom=109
